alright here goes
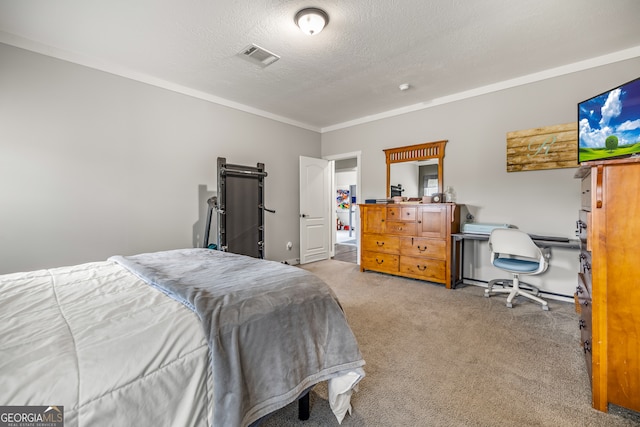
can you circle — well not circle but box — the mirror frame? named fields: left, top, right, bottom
left=384, top=140, right=447, bottom=198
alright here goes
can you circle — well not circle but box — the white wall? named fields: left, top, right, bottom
left=0, top=44, right=321, bottom=274
left=3, top=40, right=639, bottom=295
left=321, top=57, right=640, bottom=299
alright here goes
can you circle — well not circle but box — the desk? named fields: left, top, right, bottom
left=451, top=232, right=581, bottom=289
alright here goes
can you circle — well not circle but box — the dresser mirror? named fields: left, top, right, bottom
left=384, top=140, right=447, bottom=199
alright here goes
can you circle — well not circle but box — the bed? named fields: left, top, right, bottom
left=0, top=248, right=365, bottom=426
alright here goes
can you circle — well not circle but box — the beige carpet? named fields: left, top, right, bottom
left=261, top=259, right=640, bottom=427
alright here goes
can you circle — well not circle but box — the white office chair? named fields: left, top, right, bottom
left=484, top=228, right=550, bottom=310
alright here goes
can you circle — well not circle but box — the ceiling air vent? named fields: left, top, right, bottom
left=239, top=44, right=280, bottom=68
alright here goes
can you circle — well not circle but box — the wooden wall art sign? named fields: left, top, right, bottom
left=506, top=122, right=578, bottom=172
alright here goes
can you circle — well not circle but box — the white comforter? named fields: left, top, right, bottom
left=1, top=255, right=364, bottom=426
left=1, top=261, right=212, bottom=426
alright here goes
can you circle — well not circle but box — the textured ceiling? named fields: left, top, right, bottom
left=1, top=0, right=640, bottom=132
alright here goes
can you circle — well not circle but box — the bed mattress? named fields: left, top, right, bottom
left=0, top=249, right=365, bottom=426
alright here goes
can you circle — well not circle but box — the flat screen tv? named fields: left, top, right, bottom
left=578, top=76, right=640, bottom=163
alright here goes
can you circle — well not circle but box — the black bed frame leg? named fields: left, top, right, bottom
left=298, top=391, right=310, bottom=420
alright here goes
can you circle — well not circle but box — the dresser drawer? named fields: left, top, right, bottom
left=399, top=256, right=446, bottom=282
left=579, top=298, right=592, bottom=347
left=400, top=237, right=446, bottom=259
left=399, top=206, right=417, bottom=221
left=361, top=251, right=399, bottom=274
left=582, top=331, right=593, bottom=385
left=385, top=221, right=417, bottom=236
left=387, top=206, right=402, bottom=220
left=577, top=271, right=592, bottom=382
left=576, top=272, right=591, bottom=302
left=577, top=210, right=590, bottom=248
left=581, top=173, right=592, bottom=211
left=362, top=233, right=400, bottom=254
left=579, top=251, right=592, bottom=293
left=577, top=210, right=588, bottom=244
left=387, top=206, right=417, bottom=221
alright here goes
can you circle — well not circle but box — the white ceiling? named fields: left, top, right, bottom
left=1, top=0, right=640, bottom=132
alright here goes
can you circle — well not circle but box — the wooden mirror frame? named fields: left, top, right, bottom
left=384, top=140, right=447, bottom=198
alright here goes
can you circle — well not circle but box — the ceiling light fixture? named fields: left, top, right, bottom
left=295, top=8, right=329, bottom=36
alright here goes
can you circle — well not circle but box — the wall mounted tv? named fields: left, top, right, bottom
left=578, top=76, right=640, bottom=163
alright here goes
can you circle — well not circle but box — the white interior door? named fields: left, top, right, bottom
left=299, top=156, right=331, bottom=264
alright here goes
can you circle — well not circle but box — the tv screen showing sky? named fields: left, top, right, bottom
left=579, top=77, right=640, bottom=149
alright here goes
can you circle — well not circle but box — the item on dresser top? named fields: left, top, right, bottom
left=364, top=199, right=393, bottom=204
left=444, top=186, right=456, bottom=203
left=461, top=222, right=516, bottom=235
left=431, top=193, right=444, bottom=203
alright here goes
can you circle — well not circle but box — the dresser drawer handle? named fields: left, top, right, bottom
left=417, top=265, right=427, bottom=271
left=375, top=258, right=384, bottom=265
left=376, top=241, right=385, bottom=247
left=417, top=245, right=427, bottom=252
left=583, top=339, right=591, bottom=354
left=579, top=319, right=586, bottom=329
left=576, top=286, right=583, bottom=294
left=582, top=300, right=589, bottom=307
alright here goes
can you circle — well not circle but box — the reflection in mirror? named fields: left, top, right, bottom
left=384, top=140, right=447, bottom=199
left=389, top=159, right=439, bottom=198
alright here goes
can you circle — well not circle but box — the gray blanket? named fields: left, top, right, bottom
left=111, top=249, right=364, bottom=427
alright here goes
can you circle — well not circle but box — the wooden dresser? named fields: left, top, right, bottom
left=574, top=157, right=640, bottom=413
left=359, top=203, right=461, bottom=288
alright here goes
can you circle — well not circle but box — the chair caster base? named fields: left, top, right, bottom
left=486, top=279, right=549, bottom=310
left=488, top=279, right=541, bottom=296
